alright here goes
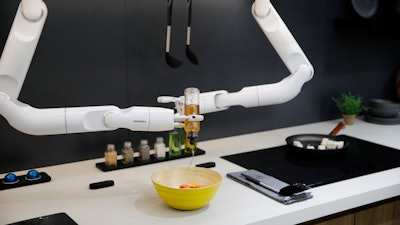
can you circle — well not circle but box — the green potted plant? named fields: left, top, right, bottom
left=332, top=92, right=366, bottom=125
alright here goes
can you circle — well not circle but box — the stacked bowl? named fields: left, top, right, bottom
left=365, top=99, right=400, bottom=124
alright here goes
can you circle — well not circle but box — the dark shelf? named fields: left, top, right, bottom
left=95, top=149, right=206, bottom=172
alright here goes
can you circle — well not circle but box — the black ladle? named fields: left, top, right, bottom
left=165, top=0, right=182, bottom=68
left=185, top=0, right=199, bottom=65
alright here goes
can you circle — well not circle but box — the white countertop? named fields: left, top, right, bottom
left=1, top=118, right=399, bottom=225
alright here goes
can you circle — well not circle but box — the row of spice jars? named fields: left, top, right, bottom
left=104, top=137, right=166, bottom=167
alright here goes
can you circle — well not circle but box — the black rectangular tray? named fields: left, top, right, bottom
left=96, top=149, right=205, bottom=172
left=0, top=172, right=51, bottom=191
left=7, top=212, right=78, bottom=225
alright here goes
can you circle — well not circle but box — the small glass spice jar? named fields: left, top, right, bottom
left=121, top=141, right=134, bottom=164
left=138, top=139, right=150, bottom=161
left=104, top=144, right=117, bottom=167
left=154, top=137, right=166, bottom=159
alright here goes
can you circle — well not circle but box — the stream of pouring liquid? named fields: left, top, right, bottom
left=186, top=134, right=197, bottom=167
left=189, top=149, right=195, bottom=167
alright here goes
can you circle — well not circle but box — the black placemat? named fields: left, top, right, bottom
left=222, top=135, right=400, bottom=187
left=7, top=213, right=78, bottom=225
left=1, top=172, right=51, bottom=191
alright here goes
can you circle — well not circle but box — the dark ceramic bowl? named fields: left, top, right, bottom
left=368, top=99, right=400, bottom=118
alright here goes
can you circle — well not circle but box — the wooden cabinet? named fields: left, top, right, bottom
left=355, top=198, right=400, bottom=225
left=303, top=197, right=400, bottom=225
left=310, top=214, right=354, bottom=225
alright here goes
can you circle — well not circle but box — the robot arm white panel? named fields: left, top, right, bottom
left=0, top=93, right=125, bottom=135
left=104, top=106, right=175, bottom=132
left=0, top=1, right=47, bottom=100
left=214, top=65, right=311, bottom=108
left=193, top=1, right=314, bottom=113
left=0, top=93, right=66, bottom=135
left=0, top=93, right=176, bottom=135
left=252, top=2, right=314, bottom=77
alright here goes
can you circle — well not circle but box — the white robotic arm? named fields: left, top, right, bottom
left=159, top=0, right=314, bottom=114
left=0, top=0, right=312, bottom=136
left=0, top=0, right=202, bottom=135
left=0, top=92, right=176, bottom=135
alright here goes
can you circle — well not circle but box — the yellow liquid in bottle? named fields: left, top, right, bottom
left=184, top=104, right=200, bottom=133
left=185, top=135, right=197, bottom=150
left=184, top=104, right=200, bottom=153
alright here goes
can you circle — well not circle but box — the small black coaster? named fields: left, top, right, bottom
left=95, top=149, right=206, bottom=172
left=0, top=172, right=51, bottom=191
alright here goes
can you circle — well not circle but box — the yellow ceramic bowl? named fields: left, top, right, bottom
left=151, top=167, right=222, bottom=210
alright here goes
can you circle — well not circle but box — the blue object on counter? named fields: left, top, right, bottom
left=26, top=169, right=41, bottom=181
left=1, top=171, right=51, bottom=191
left=3, top=173, right=19, bottom=184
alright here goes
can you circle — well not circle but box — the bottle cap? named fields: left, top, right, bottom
left=124, top=141, right=132, bottom=148
left=107, top=144, right=115, bottom=151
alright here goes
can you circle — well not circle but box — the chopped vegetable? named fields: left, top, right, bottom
left=179, top=183, right=205, bottom=189
left=293, top=138, right=344, bottom=150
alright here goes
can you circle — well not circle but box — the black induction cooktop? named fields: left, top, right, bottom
left=222, top=135, right=400, bottom=187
